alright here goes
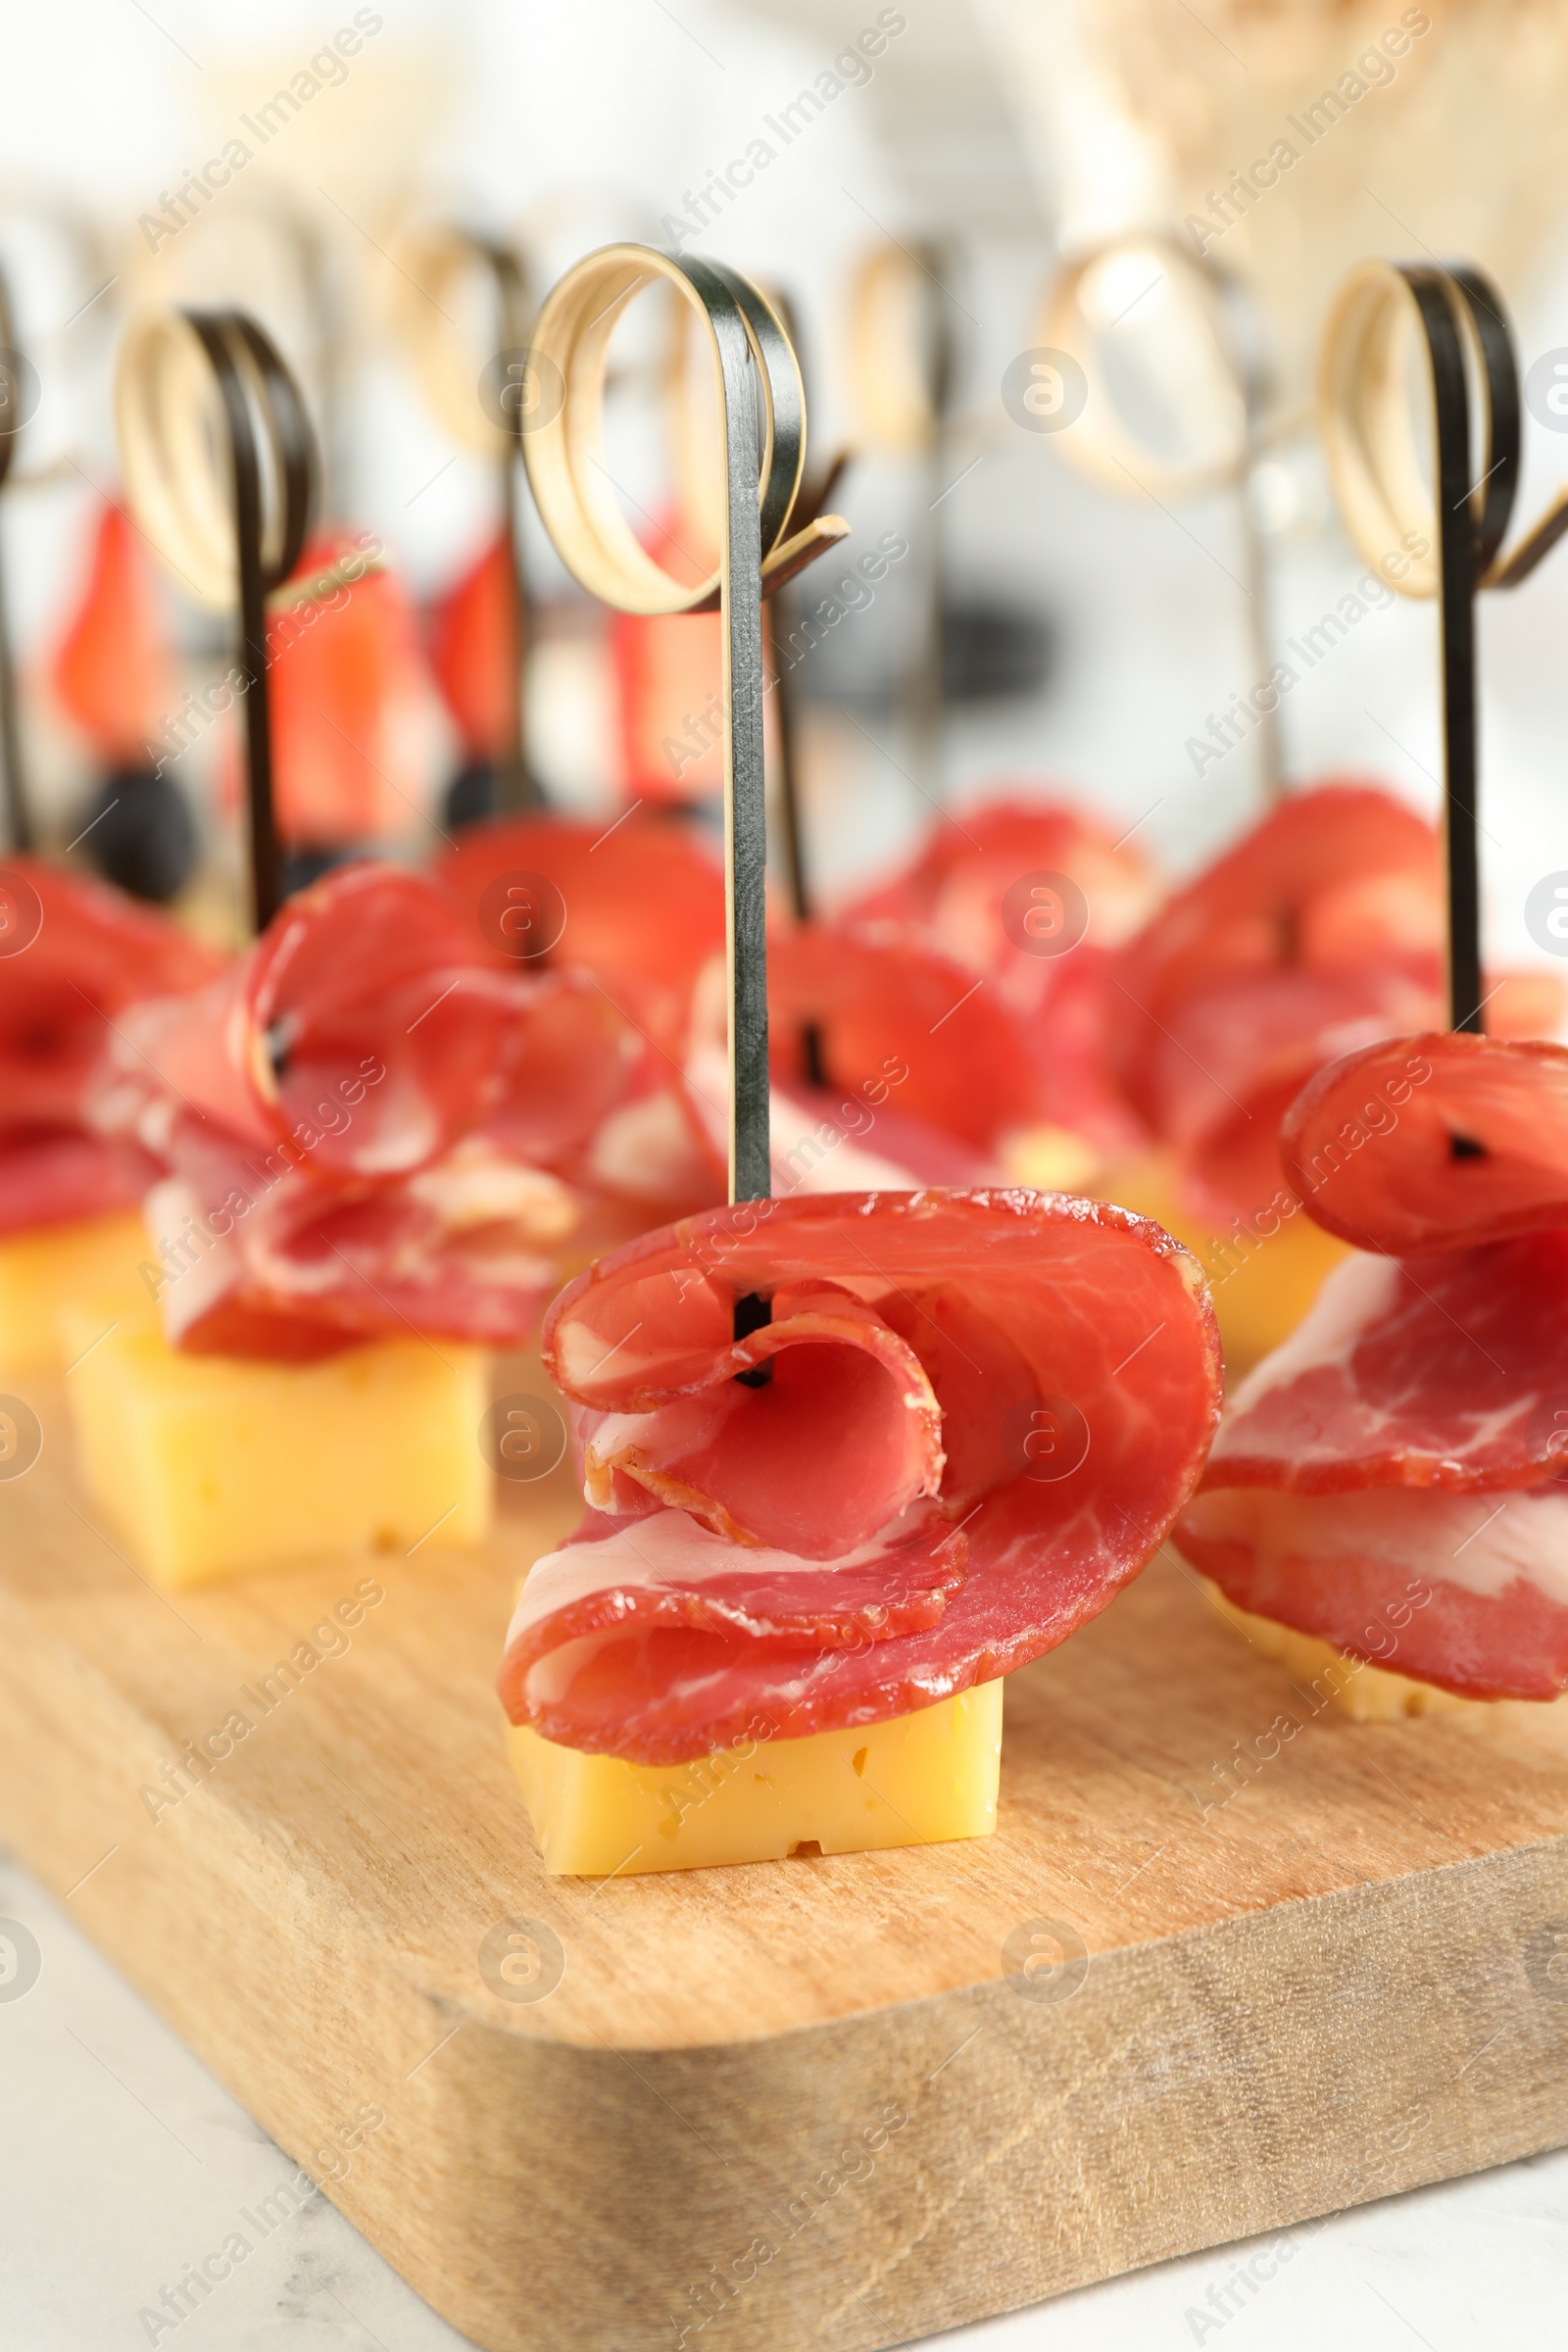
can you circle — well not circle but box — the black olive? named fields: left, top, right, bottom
left=443, top=758, right=500, bottom=831
left=280, top=843, right=361, bottom=899
left=77, top=765, right=197, bottom=904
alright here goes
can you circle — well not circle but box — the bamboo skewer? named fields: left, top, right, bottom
left=521, top=242, right=850, bottom=1326
left=1319, top=259, right=1568, bottom=1033
left=394, top=223, right=543, bottom=814
left=116, top=307, right=317, bottom=933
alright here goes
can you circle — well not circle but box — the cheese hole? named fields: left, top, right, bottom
left=852, top=1747, right=868, bottom=1777
left=788, top=1838, right=822, bottom=1859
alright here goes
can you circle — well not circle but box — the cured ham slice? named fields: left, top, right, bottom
left=95, top=862, right=655, bottom=1357
left=1, top=858, right=220, bottom=1127
left=49, top=500, right=175, bottom=760
left=679, top=945, right=1012, bottom=1198
left=217, top=535, right=435, bottom=849
left=1109, top=782, right=1447, bottom=1223
left=430, top=533, right=515, bottom=761
left=437, top=811, right=727, bottom=1021
left=846, top=795, right=1160, bottom=1157
left=0, top=1127, right=162, bottom=1240
left=1110, top=782, right=1566, bottom=1227
left=139, top=1134, right=572, bottom=1361
left=609, top=507, right=724, bottom=804
left=105, top=860, right=527, bottom=1178
left=0, top=858, right=220, bottom=1233
left=847, top=793, right=1158, bottom=979
left=766, top=923, right=1043, bottom=1152
left=1176, top=1033, right=1568, bottom=1698
left=1281, top=1032, right=1568, bottom=1254
left=499, top=1189, right=1221, bottom=1762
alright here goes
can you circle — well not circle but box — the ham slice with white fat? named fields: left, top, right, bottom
left=93, top=862, right=654, bottom=1357
left=500, top=1189, right=1221, bottom=1762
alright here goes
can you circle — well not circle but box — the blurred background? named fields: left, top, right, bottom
left=3, top=0, right=1568, bottom=964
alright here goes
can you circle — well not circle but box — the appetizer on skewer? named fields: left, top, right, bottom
left=492, top=239, right=1223, bottom=1874
left=74, top=859, right=643, bottom=1586
left=0, top=858, right=219, bottom=1374
left=501, top=1189, right=1220, bottom=1870
left=1175, top=1032, right=1568, bottom=1716
left=1190, top=248, right=1568, bottom=1712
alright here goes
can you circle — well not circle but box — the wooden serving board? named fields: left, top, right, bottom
left=4, top=1360, right=1568, bottom=2352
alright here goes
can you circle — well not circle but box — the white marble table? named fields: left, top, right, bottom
left=2, top=1849, right=1564, bottom=2352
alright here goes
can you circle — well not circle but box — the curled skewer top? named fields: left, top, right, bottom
left=523, top=243, right=845, bottom=618
left=1041, top=232, right=1266, bottom=499
left=116, top=306, right=315, bottom=613
left=1316, top=257, right=1568, bottom=1036
left=1318, top=258, right=1568, bottom=600
left=520, top=243, right=849, bottom=1210
left=116, top=307, right=318, bottom=931
left=394, top=220, right=533, bottom=460
left=846, top=239, right=955, bottom=456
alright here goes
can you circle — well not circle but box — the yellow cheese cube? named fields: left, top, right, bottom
left=1204, top=1582, right=1472, bottom=1718
left=0, top=1211, right=150, bottom=1378
left=66, top=1319, right=492, bottom=1588
left=1098, top=1152, right=1349, bottom=1376
left=1003, top=1123, right=1106, bottom=1195
left=507, top=1681, right=1004, bottom=1875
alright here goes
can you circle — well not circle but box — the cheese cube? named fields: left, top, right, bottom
left=1099, top=1152, right=1349, bottom=1374
left=507, top=1681, right=1004, bottom=1875
left=1205, top=1582, right=1471, bottom=1718
left=66, top=1318, right=491, bottom=1588
left=0, top=1211, right=149, bottom=1378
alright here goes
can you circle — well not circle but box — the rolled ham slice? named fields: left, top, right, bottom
left=1282, top=1032, right=1568, bottom=1254
left=500, top=1189, right=1221, bottom=1762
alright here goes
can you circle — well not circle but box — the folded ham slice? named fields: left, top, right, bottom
left=94, top=862, right=654, bottom=1357
left=845, top=795, right=1160, bottom=1158
left=1109, top=783, right=1565, bottom=1228
left=1282, top=1032, right=1568, bottom=1254
left=1177, top=1032, right=1568, bottom=1698
left=678, top=926, right=1037, bottom=1199
left=1109, top=782, right=1447, bottom=1224
left=500, top=1189, right=1221, bottom=1762
left=437, top=811, right=727, bottom=1020
left=429, top=533, right=515, bottom=763
left=846, top=794, right=1158, bottom=963
left=0, top=858, right=220, bottom=1236
left=213, top=533, right=436, bottom=850
left=49, top=501, right=176, bottom=762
